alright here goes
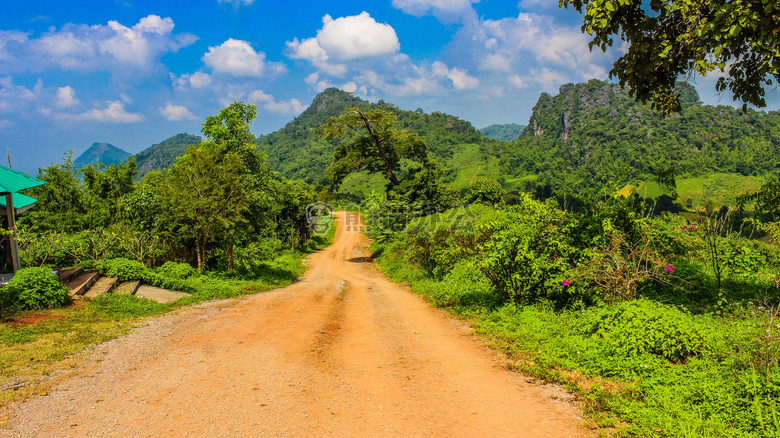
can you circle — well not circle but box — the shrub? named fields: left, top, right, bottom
left=97, top=258, right=146, bottom=282
left=157, top=261, right=197, bottom=279
left=578, top=299, right=711, bottom=363
left=4, top=267, right=69, bottom=310
left=437, top=260, right=501, bottom=308
left=465, top=178, right=506, bottom=206
left=140, top=270, right=195, bottom=293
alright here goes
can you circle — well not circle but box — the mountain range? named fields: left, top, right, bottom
left=73, top=79, right=780, bottom=206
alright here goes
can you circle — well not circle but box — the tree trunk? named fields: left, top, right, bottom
left=227, top=244, right=234, bottom=271
left=196, top=241, right=203, bottom=269
left=197, top=236, right=207, bottom=270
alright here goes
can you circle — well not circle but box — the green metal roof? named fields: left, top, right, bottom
left=0, top=165, right=46, bottom=195
left=0, top=192, right=37, bottom=210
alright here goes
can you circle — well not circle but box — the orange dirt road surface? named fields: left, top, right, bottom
left=1, top=212, right=593, bottom=437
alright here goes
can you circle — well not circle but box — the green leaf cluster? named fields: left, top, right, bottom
left=1, top=267, right=69, bottom=311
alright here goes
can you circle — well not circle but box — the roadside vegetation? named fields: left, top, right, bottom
left=2, top=76, right=778, bottom=436
left=0, top=103, right=335, bottom=408
left=369, top=184, right=780, bottom=437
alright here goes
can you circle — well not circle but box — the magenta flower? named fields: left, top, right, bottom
left=563, top=279, right=570, bottom=287
left=664, top=264, right=675, bottom=274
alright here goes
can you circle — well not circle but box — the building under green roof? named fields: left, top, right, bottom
left=0, top=165, right=46, bottom=194
left=0, top=165, right=46, bottom=272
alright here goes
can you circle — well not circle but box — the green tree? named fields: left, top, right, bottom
left=317, top=108, right=428, bottom=189
left=465, top=178, right=507, bottom=207
left=203, top=102, right=278, bottom=265
left=560, top=0, right=780, bottom=112
left=387, top=159, right=460, bottom=210
left=202, top=102, right=258, bottom=156
left=158, top=142, right=250, bottom=269
left=19, top=152, right=85, bottom=233
left=81, top=158, right=137, bottom=229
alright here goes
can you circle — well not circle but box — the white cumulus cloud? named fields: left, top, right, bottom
left=317, top=13, right=400, bottom=61
left=432, top=61, right=479, bottom=89
left=287, top=12, right=399, bottom=75
left=0, top=15, right=197, bottom=75
left=55, top=86, right=79, bottom=107
left=159, top=103, right=197, bottom=121
left=203, top=39, right=285, bottom=77
left=172, top=71, right=212, bottom=89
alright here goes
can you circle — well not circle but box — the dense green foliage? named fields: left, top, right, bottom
left=97, top=258, right=146, bottom=283
left=318, top=107, right=428, bottom=188
left=256, top=88, right=494, bottom=187
left=17, top=103, right=325, bottom=273
left=465, top=178, right=506, bottom=206
left=560, top=0, right=780, bottom=113
left=133, top=133, right=203, bottom=179
left=20, top=155, right=137, bottom=232
left=73, top=143, right=132, bottom=170
left=373, top=193, right=780, bottom=436
left=479, top=124, right=525, bottom=142
left=1, top=267, right=69, bottom=311
left=501, top=79, right=780, bottom=199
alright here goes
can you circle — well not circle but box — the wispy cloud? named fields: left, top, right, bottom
left=54, top=100, right=144, bottom=123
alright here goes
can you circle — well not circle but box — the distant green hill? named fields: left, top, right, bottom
left=500, top=79, right=780, bottom=203
left=134, top=133, right=203, bottom=178
left=256, top=88, right=495, bottom=190
left=479, top=124, right=526, bottom=142
left=73, top=143, right=131, bottom=169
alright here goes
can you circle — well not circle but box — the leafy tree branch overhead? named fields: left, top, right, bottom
left=560, top=0, right=780, bottom=113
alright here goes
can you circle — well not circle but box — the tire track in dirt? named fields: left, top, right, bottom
left=0, top=211, right=593, bottom=437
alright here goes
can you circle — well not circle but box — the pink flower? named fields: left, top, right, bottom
left=563, top=280, right=570, bottom=287
left=664, top=264, right=675, bottom=274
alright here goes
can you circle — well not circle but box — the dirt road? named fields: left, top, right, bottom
left=2, top=212, right=591, bottom=437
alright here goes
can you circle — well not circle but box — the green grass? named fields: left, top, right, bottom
left=336, top=172, right=387, bottom=200
left=629, top=173, right=766, bottom=209
left=334, top=143, right=512, bottom=201
left=373, top=235, right=780, bottom=437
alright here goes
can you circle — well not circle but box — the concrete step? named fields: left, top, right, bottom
left=134, top=285, right=190, bottom=304
left=57, top=268, right=83, bottom=284
left=83, top=276, right=118, bottom=298
left=67, top=272, right=100, bottom=297
left=115, top=280, right=141, bottom=296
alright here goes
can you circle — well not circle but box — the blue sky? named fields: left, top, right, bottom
left=2, top=0, right=778, bottom=174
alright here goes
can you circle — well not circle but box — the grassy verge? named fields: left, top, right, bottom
left=374, top=240, right=780, bottom=437
left=0, top=219, right=336, bottom=409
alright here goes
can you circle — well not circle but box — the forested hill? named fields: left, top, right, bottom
left=255, top=88, right=493, bottom=185
left=502, top=79, right=780, bottom=193
left=480, top=124, right=525, bottom=142
left=73, top=143, right=131, bottom=169
left=134, top=133, right=203, bottom=178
